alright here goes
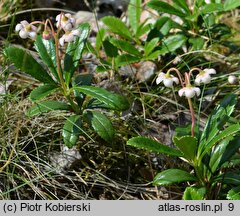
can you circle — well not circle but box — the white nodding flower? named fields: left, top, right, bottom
left=228, top=75, right=238, bottom=84
left=156, top=72, right=179, bottom=88
left=195, top=68, right=216, bottom=85
left=59, top=29, right=80, bottom=46
left=56, top=13, right=76, bottom=31
left=205, top=0, right=211, bottom=4
left=178, top=86, right=201, bottom=98
left=15, top=20, right=37, bottom=40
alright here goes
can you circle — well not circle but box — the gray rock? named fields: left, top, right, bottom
left=49, top=146, right=82, bottom=173
left=136, top=61, right=157, bottom=82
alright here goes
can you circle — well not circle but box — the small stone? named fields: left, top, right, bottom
left=136, top=61, right=157, bottom=82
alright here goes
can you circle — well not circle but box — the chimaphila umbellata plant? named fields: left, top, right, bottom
left=127, top=67, right=240, bottom=200
left=5, top=13, right=129, bottom=148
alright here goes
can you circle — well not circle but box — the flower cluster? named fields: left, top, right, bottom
left=15, top=13, right=80, bottom=46
left=156, top=68, right=216, bottom=98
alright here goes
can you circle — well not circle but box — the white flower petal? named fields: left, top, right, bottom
left=204, top=68, right=216, bottom=75
left=19, top=30, right=28, bottom=39
left=20, top=20, right=29, bottom=26
left=64, top=23, right=73, bottom=31
left=172, top=77, right=179, bottom=84
left=156, top=76, right=163, bottom=85
left=194, top=76, right=201, bottom=85
left=29, top=31, right=37, bottom=40
left=15, top=24, right=23, bottom=32
left=163, top=79, right=173, bottom=87
left=72, top=29, right=80, bottom=36
left=194, top=87, right=201, bottom=96
left=178, top=88, right=184, bottom=97
left=185, top=88, right=195, bottom=98
left=59, top=37, right=65, bottom=46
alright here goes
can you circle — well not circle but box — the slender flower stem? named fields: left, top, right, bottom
left=188, top=98, right=195, bottom=137
left=167, top=68, right=184, bottom=87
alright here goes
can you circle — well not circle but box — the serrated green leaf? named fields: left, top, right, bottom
left=200, top=124, right=240, bottom=159
left=84, top=111, right=114, bottom=142
left=199, top=94, right=237, bottom=156
left=29, top=84, right=59, bottom=101
left=209, top=136, right=240, bottom=173
left=73, top=74, right=93, bottom=107
left=159, top=34, right=187, bottom=55
left=34, top=36, right=58, bottom=81
left=128, top=0, right=142, bottom=34
left=153, top=169, right=197, bottom=186
left=127, top=136, right=183, bottom=157
left=27, top=100, right=71, bottom=117
left=201, top=3, right=224, bottom=14
left=103, top=39, right=118, bottom=58
left=64, top=23, right=90, bottom=85
left=144, top=38, right=159, bottom=56
left=101, top=16, right=132, bottom=40
left=214, top=172, right=240, bottom=185
left=62, top=115, right=82, bottom=148
left=4, top=46, right=56, bottom=85
left=224, top=0, right=240, bottom=11
left=173, top=0, right=191, bottom=15
left=189, top=37, right=205, bottom=50
left=183, top=187, right=206, bottom=200
left=96, top=28, right=107, bottom=52
left=173, top=136, right=198, bottom=161
left=110, top=38, right=141, bottom=56
left=115, top=54, right=140, bottom=67
left=147, top=0, right=186, bottom=17
left=72, top=85, right=130, bottom=111
left=227, top=186, right=240, bottom=200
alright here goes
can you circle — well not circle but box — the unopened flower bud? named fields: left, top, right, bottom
left=228, top=75, right=238, bottom=84
left=42, top=30, right=52, bottom=40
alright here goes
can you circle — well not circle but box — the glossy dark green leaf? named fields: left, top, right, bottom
left=27, top=100, right=71, bottom=117
left=153, top=169, right=197, bottom=186
left=214, top=172, right=240, bottom=185
left=115, top=54, right=140, bottom=67
left=201, top=3, right=224, bottom=14
left=189, top=37, right=205, bottom=50
left=110, top=38, right=141, bottom=56
left=147, top=0, right=186, bottom=17
left=209, top=136, right=240, bottom=173
left=227, top=186, right=240, bottom=200
left=96, top=28, right=107, bottom=52
left=144, top=38, right=159, bottom=56
left=200, top=124, right=240, bottom=158
left=101, top=16, right=132, bottom=40
left=4, top=46, right=56, bottom=85
left=84, top=111, right=114, bottom=142
left=29, top=84, right=59, bottom=101
left=73, top=74, right=93, bottom=107
left=224, top=0, right=240, bottom=11
left=128, top=0, right=142, bottom=34
left=64, top=23, right=90, bottom=85
left=73, top=85, right=130, bottom=111
left=173, top=0, right=191, bottom=15
left=159, top=34, right=187, bottom=55
left=103, top=39, right=118, bottom=58
left=34, top=36, right=58, bottom=81
left=183, top=187, right=206, bottom=200
left=127, top=136, right=183, bottom=157
left=135, top=22, right=152, bottom=39
left=62, top=115, right=82, bottom=148
left=199, top=94, right=237, bottom=156
left=173, top=136, right=198, bottom=161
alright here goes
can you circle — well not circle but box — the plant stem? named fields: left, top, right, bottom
left=188, top=98, right=195, bottom=137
